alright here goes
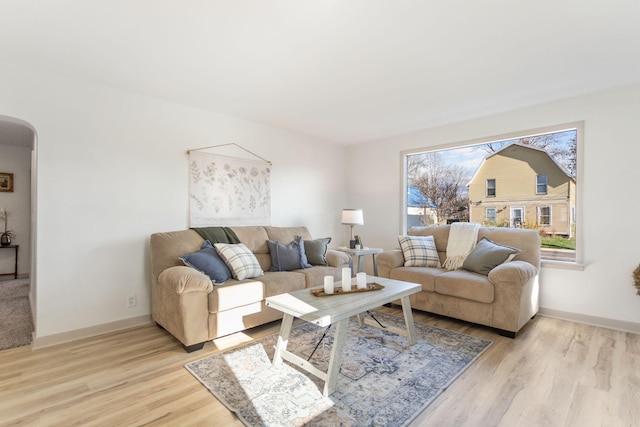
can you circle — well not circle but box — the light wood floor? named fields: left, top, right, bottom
left=2, top=307, right=639, bottom=426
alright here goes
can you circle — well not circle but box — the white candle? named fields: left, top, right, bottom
left=324, top=275, right=334, bottom=294
left=341, top=267, right=351, bottom=293
left=357, top=272, right=367, bottom=289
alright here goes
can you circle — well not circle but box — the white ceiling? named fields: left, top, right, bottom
left=1, top=1, right=639, bottom=144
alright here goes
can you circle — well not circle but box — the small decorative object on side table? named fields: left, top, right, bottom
left=336, top=246, right=383, bottom=276
left=0, top=207, right=15, bottom=247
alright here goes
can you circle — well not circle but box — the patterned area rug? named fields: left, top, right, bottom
left=186, top=311, right=492, bottom=426
left=0, top=278, right=33, bottom=350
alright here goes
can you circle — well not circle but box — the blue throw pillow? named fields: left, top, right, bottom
left=179, top=240, right=232, bottom=284
left=267, top=236, right=312, bottom=272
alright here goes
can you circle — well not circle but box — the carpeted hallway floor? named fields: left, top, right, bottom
left=0, top=278, right=33, bottom=350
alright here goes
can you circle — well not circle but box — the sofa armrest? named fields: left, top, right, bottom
left=488, top=260, right=539, bottom=333
left=487, top=260, right=537, bottom=287
left=377, top=250, right=405, bottom=278
left=158, top=266, right=213, bottom=294
left=152, top=266, right=213, bottom=348
left=326, top=249, right=350, bottom=267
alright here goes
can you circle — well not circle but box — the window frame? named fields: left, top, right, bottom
left=400, top=121, right=584, bottom=269
left=510, top=206, right=524, bottom=228
left=536, top=174, right=548, bottom=195
left=485, top=207, right=497, bottom=223
left=538, top=205, right=551, bottom=227
left=486, top=178, right=496, bottom=197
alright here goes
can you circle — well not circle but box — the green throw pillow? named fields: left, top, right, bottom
left=304, top=237, right=332, bottom=266
left=462, top=237, right=520, bottom=276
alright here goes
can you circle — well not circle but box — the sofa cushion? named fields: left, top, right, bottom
left=229, top=226, right=270, bottom=254
left=179, top=240, right=232, bottom=284
left=267, top=236, right=312, bottom=271
left=398, top=235, right=441, bottom=268
left=214, top=243, right=264, bottom=280
left=208, top=271, right=307, bottom=313
left=390, top=266, right=442, bottom=292
left=435, top=270, right=495, bottom=303
left=326, top=249, right=351, bottom=268
left=304, top=237, right=332, bottom=265
left=265, top=226, right=313, bottom=243
left=294, top=265, right=341, bottom=287
left=462, top=237, right=520, bottom=276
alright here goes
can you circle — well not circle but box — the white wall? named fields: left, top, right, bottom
left=3, top=58, right=637, bottom=340
left=0, top=144, right=31, bottom=276
left=0, top=62, right=348, bottom=339
left=347, top=82, right=640, bottom=329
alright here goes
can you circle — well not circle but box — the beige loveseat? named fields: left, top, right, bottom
left=150, top=226, right=350, bottom=352
left=377, top=225, right=540, bottom=337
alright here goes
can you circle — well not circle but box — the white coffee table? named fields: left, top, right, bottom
left=265, top=275, right=421, bottom=396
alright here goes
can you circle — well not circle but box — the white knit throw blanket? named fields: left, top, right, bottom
left=443, top=222, right=480, bottom=270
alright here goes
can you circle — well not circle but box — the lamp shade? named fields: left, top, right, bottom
left=341, top=209, right=364, bottom=225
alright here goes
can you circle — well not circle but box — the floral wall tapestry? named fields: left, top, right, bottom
left=189, top=151, right=271, bottom=226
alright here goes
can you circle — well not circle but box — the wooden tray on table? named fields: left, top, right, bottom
left=311, top=282, right=385, bottom=297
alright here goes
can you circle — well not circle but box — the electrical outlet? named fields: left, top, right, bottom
left=127, top=293, right=137, bottom=308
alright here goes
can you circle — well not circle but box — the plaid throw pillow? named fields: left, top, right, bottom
left=214, top=243, right=264, bottom=280
left=398, top=235, right=441, bottom=268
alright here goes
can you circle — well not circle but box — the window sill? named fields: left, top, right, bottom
left=541, top=259, right=585, bottom=271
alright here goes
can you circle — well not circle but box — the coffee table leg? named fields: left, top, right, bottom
left=400, top=296, right=417, bottom=345
left=323, top=317, right=349, bottom=396
left=273, top=313, right=293, bottom=365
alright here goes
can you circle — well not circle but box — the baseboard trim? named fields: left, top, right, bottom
left=29, top=309, right=639, bottom=349
left=32, top=315, right=153, bottom=349
left=539, top=308, right=640, bottom=334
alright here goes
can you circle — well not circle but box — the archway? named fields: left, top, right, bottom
left=0, top=115, right=37, bottom=344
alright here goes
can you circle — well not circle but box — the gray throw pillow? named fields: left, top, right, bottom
left=304, top=237, right=332, bottom=266
left=462, top=237, right=520, bottom=276
left=267, top=236, right=312, bottom=272
left=179, top=240, right=232, bottom=284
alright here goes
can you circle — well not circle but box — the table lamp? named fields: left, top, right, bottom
left=341, top=208, right=364, bottom=249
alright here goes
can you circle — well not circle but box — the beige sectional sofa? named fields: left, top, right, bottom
left=150, top=226, right=350, bottom=351
left=377, top=225, right=540, bottom=337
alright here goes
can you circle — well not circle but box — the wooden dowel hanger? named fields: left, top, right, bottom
left=187, top=143, right=272, bottom=166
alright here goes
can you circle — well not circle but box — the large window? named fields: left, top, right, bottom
left=404, top=124, right=580, bottom=263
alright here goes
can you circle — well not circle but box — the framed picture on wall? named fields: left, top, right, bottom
left=0, top=172, right=14, bottom=192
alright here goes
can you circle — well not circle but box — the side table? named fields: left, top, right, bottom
left=335, top=246, right=383, bottom=276
left=0, top=244, right=19, bottom=279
